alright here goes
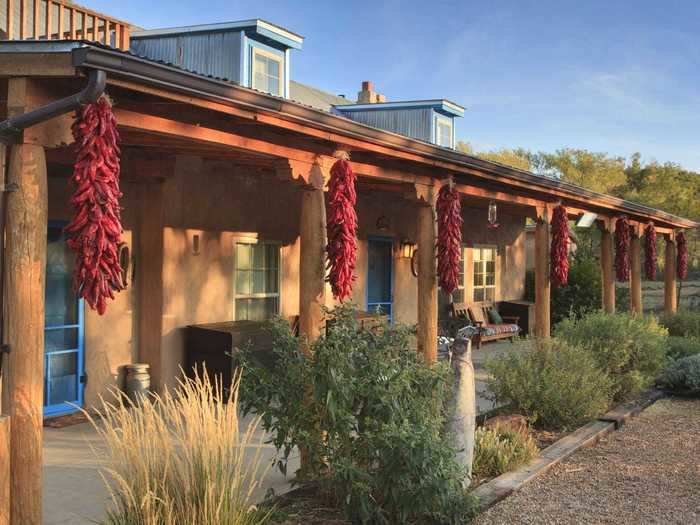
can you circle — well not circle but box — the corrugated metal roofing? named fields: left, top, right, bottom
left=289, top=81, right=352, bottom=112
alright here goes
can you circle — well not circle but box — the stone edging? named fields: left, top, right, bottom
left=470, top=389, right=666, bottom=511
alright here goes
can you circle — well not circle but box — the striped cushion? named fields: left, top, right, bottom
left=481, top=324, right=520, bottom=337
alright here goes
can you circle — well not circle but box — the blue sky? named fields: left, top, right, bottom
left=93, top=0, right=700, bottom=170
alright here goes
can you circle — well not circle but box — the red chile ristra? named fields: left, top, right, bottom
left=436, top=181, right=462, bottom=296
left=677, top=230, right=688, bottom=281
left=614, top=216, right=631, bottom=282
left=326, top=157, right=358, bottom=301
left=550, top=204, right=569, bottom=288
left=65, top=95, right=124, bottom=315
left=644, top=222, right=657, bottom=280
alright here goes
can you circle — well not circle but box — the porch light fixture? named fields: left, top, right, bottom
left=399, top=238, right=416, bottom=259
left=487, top=201, right=499, bottom=229
left=192, top=234, right=201, bottom=256
left=576, top=212, right=598, bottom=228
left=376, top=215, right=390, bottom=232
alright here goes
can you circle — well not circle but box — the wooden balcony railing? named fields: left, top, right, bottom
left=1, top=0, right=130, bottom=50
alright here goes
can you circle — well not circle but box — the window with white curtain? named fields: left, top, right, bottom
left=234, top=241, right=280, bottom=321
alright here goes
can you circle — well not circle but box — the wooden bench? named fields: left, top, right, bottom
left=451, top=302, right=520, bottom=349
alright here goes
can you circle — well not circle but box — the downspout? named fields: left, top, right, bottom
left=0, top=69, right=106, bottom=379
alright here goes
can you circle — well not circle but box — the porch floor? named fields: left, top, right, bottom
left=42, top=341, right=515, bottom=524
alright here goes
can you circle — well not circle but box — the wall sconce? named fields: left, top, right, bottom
left=399, top=238, right=416, bottom=259
left=192, top=234, right=201, bottom=256
left=117, top=242, right=130, bottom=289
left=376, top=215, right=390, bottom=232
left=487, top=200, right=499, bottom=229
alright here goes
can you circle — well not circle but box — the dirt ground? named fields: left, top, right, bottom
left=474, top=397, right=700, bottom=525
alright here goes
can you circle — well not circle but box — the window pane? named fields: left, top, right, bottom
left=485, top=288, right=495, bottom=302
left=235, top=269, right=251, bottom=295
left=252, top=244, right=265, bottom=269
left=484, top=249, right=495, bottom=262
left=485, top=273, right=495, bottom=286
left=266, top=268, right=279, bottom=294
left=45, top=328, right=79, bottom=353
left=486, top=261, right=496, bottom=274
left=474, top=288, right=484, bottom=301
left=235, top=298, right=249, bottom=321
left=252, top=270, right=265, bottom=294
left=452, top=289, right=464, bottom=303
left=266, top=244, right=279, bottom=269
left=267, top=57, right=279, bottom=77
left=47, top=352, right=78, bottom=405
left=236, top=244, right=251, bottom=270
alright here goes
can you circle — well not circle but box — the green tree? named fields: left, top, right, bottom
left=456, top=141, right=531, bottom=171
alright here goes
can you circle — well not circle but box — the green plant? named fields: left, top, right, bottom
left=472, top=425, right=538, bottom=479
left=555, top=311, right=668, bottom=401
left=551, top=257, right=602, bottom=325
left=486, top=338, right=612, bottom=430
left=236, top=304, right=476, bottom=525
left=661, top=310, right=700, bottom=338
left=658, top=354, right=700, bottom=396
left=85, top=371, right=271, bottom=525
left=666, top=336, right=700, bottom=361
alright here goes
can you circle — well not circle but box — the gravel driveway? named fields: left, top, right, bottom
left=473, top=398, right=700, bottom=525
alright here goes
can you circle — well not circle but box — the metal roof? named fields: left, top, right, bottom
left=289, top=81, right=353, bottom=112
left=0, top=40, right=695, bottom=229
left=131, top=19, right=304, bottom=48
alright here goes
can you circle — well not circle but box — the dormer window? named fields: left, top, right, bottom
left=435, top=116, right=453, bottom=148
left=252, top=47, right=283, bottom=96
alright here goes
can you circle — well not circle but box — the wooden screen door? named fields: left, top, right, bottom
left=367, top=238, right=393, bottom=320
left=44, top=223, right=85, bottom=416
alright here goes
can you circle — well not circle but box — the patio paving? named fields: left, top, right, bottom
left=42, top=340, right=515, bottom=524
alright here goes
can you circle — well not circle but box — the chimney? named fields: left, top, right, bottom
left=357, top=80, right=386, bottom=104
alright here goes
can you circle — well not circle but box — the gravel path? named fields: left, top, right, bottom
left=473, top=398, right=700, bottom=525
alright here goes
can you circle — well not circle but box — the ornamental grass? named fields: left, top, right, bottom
left=84, top=370, right=271, bottom=525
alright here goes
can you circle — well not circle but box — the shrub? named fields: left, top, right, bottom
left=472, top=425, right=538, bottom=480
left=85, top=371, right=271, bottom=525
left=666, top=336, right=700, bottom=361
left=661, top=310, right=700, bottom=338
left=555, top=311, right=668, bottom=401
left=551, top=257, right=602, bottom=325
left=236, top=305, right=477, bottom=525
left=658, top=354, right=700, bottom=396
left=486, top=338, right=612, bottom=430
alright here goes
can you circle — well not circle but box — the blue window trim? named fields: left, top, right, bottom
left=244, top=37, right=288, bottom=98
left=44, top=220, right=85, bottom=417
left=432, top=112, right=454, bottom=149
left=366, top=236, right=394, bottom=322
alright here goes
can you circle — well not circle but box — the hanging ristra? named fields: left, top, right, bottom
left=644, top=222, right=657, bottom=280
left=550, top=204, right=569, bottom=288
left=677, top=230, right=688, bottom=281
left=326, top=151, right=358, bottom=301
left=614, top=216, right=631, bottom=282
left=65, top=94, right=124, bottom=315
left=436, top=179, right=463, bottom=296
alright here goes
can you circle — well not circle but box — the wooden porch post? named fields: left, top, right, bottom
left=534, top=208, right=550, bottom=339
left=0, top=415, right=9, bottom=525
left=416, top=182, right=438, bottom=363
left=136, top=180, right=165, bottom=390
left=1, top=143, right=47, bottom=525
left=630, top=225, right=643, bottom=314
left=664, top=233, right=677, bottom=315
left=298, top=161, right=326, bottom=348
left=600, top=222, right=615, bottom=314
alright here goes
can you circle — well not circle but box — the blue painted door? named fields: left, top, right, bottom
left=367, top=238, right=393, bottom=320
left=44, top=224, right=85, bottom=416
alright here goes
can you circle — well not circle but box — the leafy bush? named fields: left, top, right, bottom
left=486, top=338, right=612, bottom=430
left=85, top=371, right=271, bottom=525
left=658, top=354, right=700, bottom=396
left=551, top=257, right=602, bottom=325
left=661, top=310, right=700, bottom=338
left=555, top=311, right=668, bottom=401
left=472, top=425, right=538, bottom=479
left=236, top=305, right=477, bottom=525
left=666, top=336, right=700, bottom=361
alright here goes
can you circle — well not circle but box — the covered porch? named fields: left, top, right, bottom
left=0, top=41, right=696, bottom=524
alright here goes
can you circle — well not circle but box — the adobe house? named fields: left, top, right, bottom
left=0, top=3, right=696, bottom=523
